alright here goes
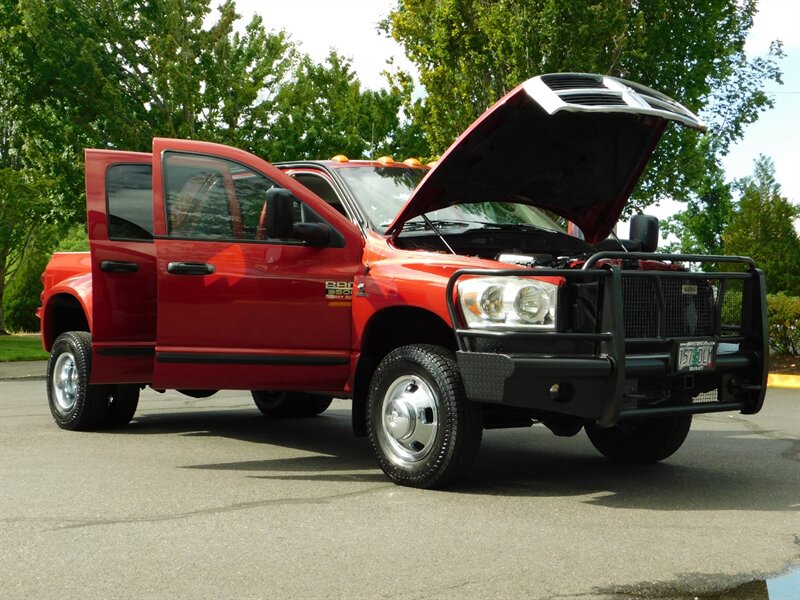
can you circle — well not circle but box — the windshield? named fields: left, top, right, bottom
left=336, top=166, right=566, bottom=234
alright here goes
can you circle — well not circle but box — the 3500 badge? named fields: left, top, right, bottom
left=325, top=281, right=353, bottom=300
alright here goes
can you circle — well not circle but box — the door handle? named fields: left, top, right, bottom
left=166, top=261, right=215, bottom=275
left=100, top=260, right=139, bottom=273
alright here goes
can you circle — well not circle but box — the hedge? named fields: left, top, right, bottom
left=2, top=224, right=88, bottom=333
left=766, top=293, right=800, bottom=356
left=2, top=243, right=51, bottom=333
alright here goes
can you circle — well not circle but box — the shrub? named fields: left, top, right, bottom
left=766, top=293, right=800, bottom=356
left=57, top=223, right=89, bottom=252
left=2, top=223, right=88, bottom=333
left=2, top=242, right=51, bottom=332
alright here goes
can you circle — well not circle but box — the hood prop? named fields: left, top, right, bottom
left=420, top=214, right=457, bottom=255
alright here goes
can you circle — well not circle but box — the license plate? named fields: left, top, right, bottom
left=675, top=341, right=716, bottom=372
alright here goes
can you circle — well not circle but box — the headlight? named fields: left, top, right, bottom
left=458, top=276, right=558, bottom=329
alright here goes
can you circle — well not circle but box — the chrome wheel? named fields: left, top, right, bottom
left=379, top=375, right=439, bottom=464
left=47, top=331, right=111, bottom=431
left=52, top=351, right=79, bottom=412
left=367, top=345, right=483, bottom=488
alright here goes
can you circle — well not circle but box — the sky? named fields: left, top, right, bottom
left=229, top=0, right=800, bottom=211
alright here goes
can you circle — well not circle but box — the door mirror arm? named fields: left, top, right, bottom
left=293, top=222, right=331, bottom=247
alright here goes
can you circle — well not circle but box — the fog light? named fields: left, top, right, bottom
left=549, top=383, right=560, bottom=400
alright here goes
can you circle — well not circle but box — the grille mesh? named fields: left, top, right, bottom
left=692, top=390, right=719, bottom=404
left=621, top=276, right=716, bottom=338
left=622, top=278, right=658, bottom=338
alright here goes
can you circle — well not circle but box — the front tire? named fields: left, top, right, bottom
left=251, top=391, right=333, bottom=418
left=585, top=415, right=692, bottom=464
left=47, top=332, right=110, bottom=431
left=367, top=345, right=483, bottom=489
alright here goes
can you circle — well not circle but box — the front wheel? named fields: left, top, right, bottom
left=585, top=414, right=692, bottom=464
left=367, top=345, right=483, bottom=489
left=251, top=391, right=333, bottom=418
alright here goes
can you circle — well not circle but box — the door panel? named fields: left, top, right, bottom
left=86, top=150, right=157, bottom=384
left=150, top=139, right=363, bottom=391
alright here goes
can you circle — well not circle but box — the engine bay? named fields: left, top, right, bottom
left=394, top=228, right=597, bottom=267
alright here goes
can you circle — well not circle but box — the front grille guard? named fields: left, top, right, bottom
left=445, top=252, right=768, bottom=422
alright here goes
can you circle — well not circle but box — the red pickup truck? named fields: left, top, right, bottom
left=39, top=73, right=768, bottom=488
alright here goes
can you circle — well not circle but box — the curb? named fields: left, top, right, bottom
left=0, top=360, right=46, bottom=381
left=767, top=374, right=800, bottom=389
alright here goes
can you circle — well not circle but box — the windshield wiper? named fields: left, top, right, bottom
left=475, top=222, right=557, bottom=233
left=379, top=218, right=464, bottom=253
left=398, top=219, right=473, bottom=231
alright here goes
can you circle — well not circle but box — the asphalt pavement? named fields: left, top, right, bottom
left=1, top=378, right=798, bottom=599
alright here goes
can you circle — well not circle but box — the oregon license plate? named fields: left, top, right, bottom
left=675, top=340, right=716, bottom=372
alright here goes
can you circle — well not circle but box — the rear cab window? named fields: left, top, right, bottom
left=106, top=164, right=154, bottom=240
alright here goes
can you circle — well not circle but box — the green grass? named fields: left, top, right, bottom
left=0, top=333, right=48, bottom=362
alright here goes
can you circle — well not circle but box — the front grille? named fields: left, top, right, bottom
left=621, top=276, right=715, bottom=338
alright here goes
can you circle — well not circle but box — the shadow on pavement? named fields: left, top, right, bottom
left=125, top=405, right=799, bottom=511
left=461, top=428, right=799, bottom=512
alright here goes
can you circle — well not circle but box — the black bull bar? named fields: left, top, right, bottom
left=445, top=252, right=768, bottom=427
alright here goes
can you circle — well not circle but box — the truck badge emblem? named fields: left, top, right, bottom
left=325, top=281, right=353, bottom=300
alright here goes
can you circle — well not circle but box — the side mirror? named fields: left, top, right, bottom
left=629, top=214, right=659, bottom=253
left=265, top=187, right=332, bottom=247
left=265, top=188, right=296, bottom=238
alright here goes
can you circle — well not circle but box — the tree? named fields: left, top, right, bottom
left=724, top=156, right=800, bottom=295
left=1, top=0, right=295, bottom=215
left=382, top=0, right=783, bottom=211
left=0, top=168, right=50, bottom=332
left=265, top=51, right=416, bottom=161
left=1, top=227, right=52, bottom=332
left=0, top=0, right=297, bottom=326
left=2, top=0, right=417, bottom=329
left=661, top=142, right=734, bottom=260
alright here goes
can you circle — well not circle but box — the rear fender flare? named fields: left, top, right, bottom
left=41, top=286, right=92, bottom=351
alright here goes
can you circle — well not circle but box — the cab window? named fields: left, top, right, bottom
left=163, top=153, right=276, bottom=241
left=293, top=172, right=348, bottom=217
left=107, top=164, right=154, bottom=240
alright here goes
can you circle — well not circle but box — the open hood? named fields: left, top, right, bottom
left=386, top=73, right=705, bottom=243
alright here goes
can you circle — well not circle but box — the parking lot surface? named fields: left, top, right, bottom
left=1, top=380, right=798, bottom=599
